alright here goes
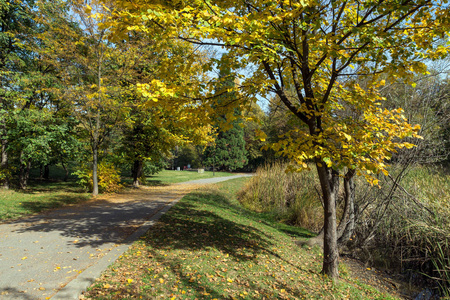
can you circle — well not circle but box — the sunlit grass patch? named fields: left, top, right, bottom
left=84, top=178, right=399, bottom=300
left=145, top=170, right=236, bottom=186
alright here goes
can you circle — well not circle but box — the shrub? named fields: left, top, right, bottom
left=73, top=162, right=122, bottom=193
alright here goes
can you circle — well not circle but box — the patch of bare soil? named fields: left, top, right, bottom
left=88, top=184, right=204, bottom=204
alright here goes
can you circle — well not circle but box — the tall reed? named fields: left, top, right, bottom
left=238, top=162, right=323, bottom=232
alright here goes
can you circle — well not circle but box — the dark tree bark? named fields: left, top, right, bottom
left=316, top=161, right=340, bottom=280
left=131, top=159, right=143, bottom=188
left=92, top=146, right=99, bottom=195
left=19, top=153, right=31, bottom=190
left=1, top=134, right=8, bottom=189
left=61, top=161, right=69, bottom=182
left=39, top=165, right=44, bottom=180
left=337, top=169, right=356, bottom=244
left=44, top=164, right=50, bottom=180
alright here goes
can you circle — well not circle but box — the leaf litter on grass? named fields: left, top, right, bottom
left=83, top=179, right=400, bottom=300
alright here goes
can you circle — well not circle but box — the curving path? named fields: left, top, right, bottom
left=0, top=174, right=251, bottom=300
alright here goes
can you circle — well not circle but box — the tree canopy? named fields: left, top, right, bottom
left=100, top=0, right=450, bottom=279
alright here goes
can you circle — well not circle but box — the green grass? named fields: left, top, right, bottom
left=143, top=170, right=236, bottom=186
left=0, top=180, right=91, bottom=221
left=0, top=168, right=236, bottom=221
left=84, top=177, right=399, bottom=300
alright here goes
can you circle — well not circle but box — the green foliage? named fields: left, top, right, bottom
left=241, top=101, right=267, bottom=171
left=173, top=145, right=202, bottom=169
left=203, top=56, right=248, bottom=171
left=204, top=124, right=248, bottom=171
left=73, top=162, right=122, bottom=193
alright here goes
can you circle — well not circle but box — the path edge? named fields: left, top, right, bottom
left=51, top=197, right=181, bottom=300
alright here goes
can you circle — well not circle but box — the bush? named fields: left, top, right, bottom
left=73, top=162, right=122, bottom=193
left=237, top=162, right=323, bottom=232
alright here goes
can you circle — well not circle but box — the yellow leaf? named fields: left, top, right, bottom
left=22, top=256, right=27, bottom=260
left=104, top=283, right=111, bottom=289
left=85, top=4, right=92, bottom=14
left=159, top=278, right=164, bottom=283
left=127, top=278, right=133, bottom=284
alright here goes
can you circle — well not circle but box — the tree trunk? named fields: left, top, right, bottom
left=337, top=169, right=356, bottom=242
left=19, top=153, right=31, bottom=190
left=132, top=159, right=143, bottom=188
left=316, top=160, right=340, bottom=280
left=92, top=146, right=99, bottom=196
left=44, top=164, right=50, bottom=180
left=1, top=134, right=8, bottom=189
left=39, top=165, right=44, bottom=180
left=61, top=161, right=69, bottom=182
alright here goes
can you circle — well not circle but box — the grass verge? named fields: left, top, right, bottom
left=83, top=178, right=398, bottom=300
left=0, top=180, right=91, bottom=221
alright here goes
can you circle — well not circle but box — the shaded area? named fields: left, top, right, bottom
left=86, top=187, right=318, bottom=299
left=146, top=200, right=270, bottom=260
left=120, top=177, right=169, bottom=187
left=18, top=193, right=91, bottom=215
left=0, top=179, right=91, bottom=222
left=0, top=287, right=37, bottom=300
left=11, top=197, right=168, bottom=249
left=0, top=186, right=190, bottom=300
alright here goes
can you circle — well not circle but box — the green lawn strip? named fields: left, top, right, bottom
left=0, top=180, right=91, bottom=221
left=145, top=170, right=236, bottom=185
left=84, top=178, right=398, bottom=300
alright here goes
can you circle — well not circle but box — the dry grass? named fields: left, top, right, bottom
left=237, top=162, right=323, bottom=232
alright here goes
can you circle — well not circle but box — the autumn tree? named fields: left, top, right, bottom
left=35, top=0, right=133, bottom=195
left=112, top=31, right=213, bottom=187
left=102, top=0, right=449, bottom=279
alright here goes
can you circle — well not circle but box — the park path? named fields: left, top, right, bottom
left=0, top=175, right=251, bottom=300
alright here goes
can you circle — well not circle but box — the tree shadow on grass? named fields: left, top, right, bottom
left=144, top=200, right=271, bottom=261
left=133, top=190, right=311, bottom=299
left=188, top=189, right=314, bottom=239
left=19, top=179, right=86, bottom=194
left=19, top=193, right=91, bottom=214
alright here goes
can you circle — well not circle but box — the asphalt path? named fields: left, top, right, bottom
left=0, top=174, right=251, bottom=300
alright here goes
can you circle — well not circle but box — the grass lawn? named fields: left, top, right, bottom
left=0, top=169, right=237, bottom=222
left=0, top=180, right=91, bottom=221
left=83, top=177, right=398, bottom=300
left=144, top=170, right=236, bottom=186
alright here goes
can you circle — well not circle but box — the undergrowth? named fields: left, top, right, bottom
left=238, top=162, right=450, bottom=296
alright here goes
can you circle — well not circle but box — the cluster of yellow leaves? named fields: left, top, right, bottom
left=97, top=0, right=449, bottom=183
